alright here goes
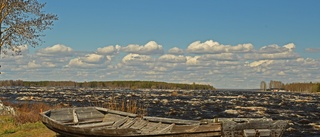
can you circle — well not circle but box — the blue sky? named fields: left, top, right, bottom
left=1, top=0, right=320, bottom=88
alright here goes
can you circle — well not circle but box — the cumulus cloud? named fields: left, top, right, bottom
left=121, top=41, right=164, bottom=55
left=187, top=40, right=224, bottom=54
left=37, top=44, right=73, bottom=56
left=122, top=53, right=153, bottom=64
left=227, top=43, right=253, bottom=52
left=158, top=54, right=186, bottom=63
left=81, top=53, right=104, bottom=64
left=249, top=60, right=274, bottom=67
left=284, top=43, right=295, bottom=51
left=198, top=53, right=239, bottom=61
left=259, top=43, right=295, bottom=53
left=67, top=58, right=98, bottom=68
left=186, top=40, right=253, bottom=54
left=97, top=45, right=120, bottom=55
left=186, top=56, right=200, bottom=65
left=278, top=71, right=286, bottom=76
left=26, top=60, right=41, bottom=68
left=168, top=47, right=184, bottom=55
left=245, top=52, right=299, bottom=60
left=68, top=58, right=84, bottom=67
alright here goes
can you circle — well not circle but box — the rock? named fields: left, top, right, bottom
left=224, top=109, right=239, bottom=115
left=0, top=100, right=16, bottom=115
left=297, top=119, right=311, bottom=124
left=286, top=127, right=296, bottom=132
left=309, top=123, right=320, bottom=130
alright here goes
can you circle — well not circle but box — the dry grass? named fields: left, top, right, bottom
left=90, top=93, right=148, bottom=116
left=3, top=101, right=62, bottom=125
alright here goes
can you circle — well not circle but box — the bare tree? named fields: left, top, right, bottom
left=260, top=81, right=266, bottom=91
left=0, top=0, right=58, bottom=55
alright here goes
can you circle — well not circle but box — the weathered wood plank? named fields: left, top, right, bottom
left=96, top=107, right=138, bottom=117
left=76, top=108, right=105, bottom=121
left=171, top=125, right=199, bottom=133
left=195, top=124, right=221, bottom=132
left=72, top=109, right=78, bottom=124
left=64, top=119, right=103, bottom=125
left=143, top=116, right=200, bottom=125
left=72, top=121, right=115, bottom=128
left=154, top=123, right=175, bottom=134
left=113, top=117, right=129, bottom=128
left=131, top=119, right=148, bottom=129
left=119, top=118, right=136, bottom=129
left=140, top=122, right=161, bottom=134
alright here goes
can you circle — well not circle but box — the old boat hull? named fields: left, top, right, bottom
left=40, top=107, right=288, bottom=137
left=40, top=107, right=221, bottom=137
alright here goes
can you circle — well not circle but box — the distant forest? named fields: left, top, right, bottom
left=260, top=80, right=320, bottom=93
left=0, top=80, right=215, bottom=90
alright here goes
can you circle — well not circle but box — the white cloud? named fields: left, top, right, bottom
left=158, top=54, right=186, bottom=63
left=283, top=43, right=295, bottom=51
left=97, top=45, right=120, bottom=55
left=249, top=60, right=273, bottom=67
left=278, top=71, right=286, bottom=76
left=245, top=51, right=299, bottom=60
left=187, top=40, right=224, bottom=54
left=121, top=41, right=164, bottom=55
left=26, top=60, right=41, bottom=68
left=198, top=53, right=239, bottom=61
left=37, top=44, right=73, bottom=56
left=186, top=56, right=200, bottom=65
left=259, top=43, right=295, bottom=53
left=122, top=53, right=153, bottom=64
left=81, top=53, right=104, bottom=64
left=186, top=40, right=253, bottom=54
left=168, top=47, right=184, bottom=55
left=67, top=58, right=97, bottom=68
left=227, top=43, right=253, bottom=52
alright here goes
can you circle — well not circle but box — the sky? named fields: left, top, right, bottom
left=1, top=0, right=320, bottom=89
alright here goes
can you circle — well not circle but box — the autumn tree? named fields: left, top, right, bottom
left=0, top=0, right=58, bottom=55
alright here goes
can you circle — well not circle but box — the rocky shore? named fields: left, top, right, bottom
left=0, top=87, right=319, bottom=137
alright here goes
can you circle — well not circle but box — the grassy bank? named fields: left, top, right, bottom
left=0, top=102, right=61, bottom=137
left=0, top=115, right=56, bottom=137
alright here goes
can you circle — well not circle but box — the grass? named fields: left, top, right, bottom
left=0, top=115, right=57, bottom=137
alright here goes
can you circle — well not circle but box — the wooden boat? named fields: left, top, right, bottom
left=40, top=107, right=288, bottom=137
left=40, top=107, right=221, bottom=137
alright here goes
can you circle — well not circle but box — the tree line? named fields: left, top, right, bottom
left=260, top=80, right=320, bottom=93
left=0, top=80, right=215, bottom=90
